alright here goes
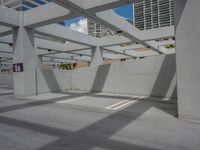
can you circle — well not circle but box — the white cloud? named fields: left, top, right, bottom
left=69, top=18, right=88, bottom=34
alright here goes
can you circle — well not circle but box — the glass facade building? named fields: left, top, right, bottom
left=134, top=0, right=174, bottom=30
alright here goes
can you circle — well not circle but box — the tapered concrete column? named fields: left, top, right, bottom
left=175, top=0, right=200, bottom=121
left=13, top=14, right=37, bottom=96
left=90, top=46, right=103, bottom=66
left=36, top=52, right=42, bottom=68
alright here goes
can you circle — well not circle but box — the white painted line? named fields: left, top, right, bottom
left=138, top=96, right=148, bottom=99
left=56, top=96, right=86, bottom=104
left=106, top=97, right=140, bottom=110
left=110, top=101, right=136, bottom=110
left=106, top=99, right=136, bottom=110
left=106, top=100, right=129, bottom=109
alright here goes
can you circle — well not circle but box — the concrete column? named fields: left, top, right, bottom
left=90, top=46, right=103, bottom=66
left=13, top=15, right=37, bottom=96
left=36, top=52, right=42, bottom=68
left=175, top=0, right=200, bottom=121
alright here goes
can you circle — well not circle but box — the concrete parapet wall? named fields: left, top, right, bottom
left=36, top=69, right=71, bottom=93
left=37, top=54, right=177, bottom=98
left=0, top=73, right=13, bottom=85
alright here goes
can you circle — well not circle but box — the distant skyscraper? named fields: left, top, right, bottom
left=87, top=19, right=133, bottom=38
left=134, top=0, right=174, bottom=30
left=87, top=20, right=112, bottom=38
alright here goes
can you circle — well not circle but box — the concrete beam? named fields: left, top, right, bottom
left=0, top=57, right=13, bottom=63
left=35, top=35, right=140, bottom=58
left=23, top=0, right=141, bottom=28
left=103, top=45, right=168, bottom=58
left=0, top=34, right=12, bottom=43
left=44, top=49, right=91, bottom=57
left=35, top=38, right=89, bottom=53
left=0, top=30, right=12, bottom=38
left=49, top=52, right=90, bottom=59
left=96, top=10, right=163, bottom=54
left=43, top=58, right=75, bottom=64
left=35, top=24, right=138, bottom=56
left=37, top=46, right=90, bottom=56
left=54, top=0, right=173, bottom=54
left=0, top=43, right=13, bottom=53
left=26, top=0, right=40, bottom=6
left=35, top=37, right=90, bottom=57
left=98, top=26, right=174, bottom=47
left=39, top=43, right=133, bottom=61
left=141, top=26, right=174, bottom=41
left=1, top=0, right=21, bottom=7
left=98, top=35, right=132, bottom=47
left=103, top=52, right=130, bottom=59
left=24, top=2, right=70, bottom=28
left=103, top=46, right=139, bottom=58
left=146, top=40, right=175, bottom=54
left=36, top=26, right=144, bottom=58
left=0, top=7, right=19, bottom=28
left=35, top=23, right=173, bottom=58
left=0, top=50, right=13, bottom=58
left=36, top=24, right=98, bottom=47
left=43, top=55, right=90, bottom=62
left=36, top=24, right=132, bottom=48
left=35, top=38, right=66, bottom=52
left=0, top=25, right=11, bottom=33
left=64, top=0, right=141, bottom=10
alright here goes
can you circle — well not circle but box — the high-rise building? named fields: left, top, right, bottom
left=87, top=18, right=134, bottom=38
left=87, top=20, right=112, bottom=38
left=134, top=0, right=174, bottom=30
left=88, top=5, right=134, bottom=38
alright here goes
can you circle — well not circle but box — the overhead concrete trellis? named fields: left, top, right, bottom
left=0, top=0, right=175, bottom=59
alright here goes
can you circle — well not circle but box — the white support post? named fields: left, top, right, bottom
left=13, top=13, right=37, bottom=96
left=175, top=0, right=200, bottom=121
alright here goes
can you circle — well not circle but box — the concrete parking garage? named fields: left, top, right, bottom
left=1, top=0, right=200, bottom=149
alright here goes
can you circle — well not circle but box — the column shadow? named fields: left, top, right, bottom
left=40, top=69, right=62, bottom=92
left=150, top=54, right=176, bottom=99
left=0, top=92, right=90, bottom=113
left=91, top=64, right=111, bottom=92
left=0, top=97, right=159, bottom=150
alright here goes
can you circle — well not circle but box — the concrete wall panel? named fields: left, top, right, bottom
left=37, top=54, right=176, bottom=99
left=36, top=69, right=71, bottom=94
left=71, top=54, right=176, bottom=98
left=0, top=73, right=13, bottom=85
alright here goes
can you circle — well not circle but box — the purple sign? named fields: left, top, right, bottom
left=13, top=63, right=23, bottom=72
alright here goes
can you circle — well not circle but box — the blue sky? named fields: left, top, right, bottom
left=62, top=4, right=134, bottom=26
left=113, top=4, right=134, bottom=20
left=62, top=17, right=85, bottom=26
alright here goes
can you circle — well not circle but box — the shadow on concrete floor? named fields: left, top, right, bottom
left=0, top=88, right=178, bottom=150
left=0, top=54, right=178, bottom=149
left=0, top=94, right=161, bottom=150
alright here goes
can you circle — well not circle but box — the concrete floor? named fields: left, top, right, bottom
left=0, top=84, right=200, bottom=150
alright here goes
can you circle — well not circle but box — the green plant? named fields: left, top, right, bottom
left=165, top=44, right=176, bottom=49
